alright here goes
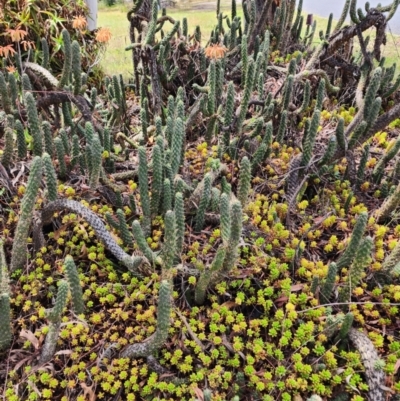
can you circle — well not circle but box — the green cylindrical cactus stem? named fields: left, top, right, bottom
left=89, top=133, right=102, bottom=189
left=333, top=0, right=350, bottom=33
left=339, top=236, right=373, bottom=303
left=210, top=187, right=220, bottom=212
left=276, top=110, right=288, bottom=144
left=237, top=156, right=251, bottom=207
left=84, top=121, right=94, bottom=144
left=349, top=0, right=360, bottom=23
left=357, top=143, right=370, bottom=187
left=151, top=144, right=163, bottom=217
left=55, top=137, right=67, bottom=179
left=63, top=256, right=84, bottom=315
left=283, top=75, right=294, bottom=111
left=0, top=72, right=11, bottom=114
left=296, top=80, right=310, bottom=114
left=335, top=117, right=346, bottom=151
left=221, top=176, right=231, bottom=196
left=381, top=240, right=400, bottom=277
left=205, top=115, right=217, bottom=144
left=194, top=25, right=202, bottom=43
left=38, top=321, right=61, bottom=364
left=129, top=195, right=137, bottom=215
left=166, top=116, right=174, bottom=147
left=310, top=276, right=320, bottom=296
left=319, top=136, right=337, bottom=167
left=162, top=178, right=172, bottom=215
left=41, top=37, right=49, bottom=69
left=194, top=173, right=212, bottom=232
left=325, top=13, right=333, bottom=37
left=1, top=127, right=14, bottom=168
left=175, top=192, right=185, bottom=256
left=46, top=280, right=69, bottom=323
left=373, top=137, right=400, bottom=183
left=315, top=79, right=326, bottom=110
left=338, top=312, right=354, bottom=340
left=155, top=118, right=163, bottom=140
left=221, top=200, right=242, bottom=276
left=224, top=81, right=235, bottom=128
left=336, top=212, right=368, bottom=270
left=386, top=0, right=400, bottom=21
left=116, top=209, right=133, bottom=248
left=220, top=193, right=231, bottom=245
left=8, top=73, right=17, bottom=109
left=176, top=100, right=185, bottom=122
left=195, top=246, right=226, bottom=305
left=258, top=73, right=264, bottom=101
left=138, top=146, right=151, bottom=234
left=170, top=117, right=184, bottom=178
left=167, top=95, right=175, bottom=119
left=364, top=68, right=382, bottom=121
left=182, top=17, right=188, bottom=37
left=164, top=161, right=173, bottom=186
left=141, top=99, right=149, bottom=143
left=320, top=262, right=337, bottom=303
left=71, top=134, right=80, bottom=169
left=301, top=109, right=321, bottom=167
left=357, top=7, right=366, bottom=20
left=10, top=157, right=42, bottom=271
left=237, top=58, right=255, bottom=133
left=59, top=128, right=70, bottom=155
left=348, top=121, right=367, bottom=150
left=15, top=119, right=27, bottom=159
left=366, top=97, right=382, bottom=129
left=241, top=34, right=248, bottom=87
left=0, top=294, right=11, bottom=351
left=231, top=0, right=237, bottom=19
left=42, top=121, right=53, bottom=158
left=121, top=280, right=172, bottom=358
left=376, top=181, right=400, bottom=222
left=90, top=87, right=97, bottom=110
left=58, top=29, right=72, bottom=88
left=132, top=220, right=158, bottom=264
left=42, top=153, right=58, bottom=201
left=62, top=102, right=74, bottom=132
left=207, top=61, right=216, bottom=115
left=25, top=92, right=43, bottom=156
left=112, top=75, right=122, bottom=109
left=163, top=210, right=177, bottom=270
left=105, top=212, right=120, bottom=231
left=71, top=41, right=82, bottom=95
left=22, top=74, right=32, bottom=91
left=251, top=143, right=268, bottom=173
left=383, top=73, right=400, bottom=98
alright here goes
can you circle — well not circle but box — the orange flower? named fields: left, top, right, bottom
left=72, top=15, right=87, bottom=31
left=6, top=28, right=28, bottom=42
left=0, top=45, right=16, bottom=58
left=204, top=43, right=228, bottom=59
left=6, top=65, right=17, bottom=73
left=95, top=27, right=112, bottom=43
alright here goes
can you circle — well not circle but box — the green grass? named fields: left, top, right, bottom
left=97, top=2, right=400, bottom=79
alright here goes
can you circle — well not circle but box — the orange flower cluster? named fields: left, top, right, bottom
left=72, top=15, right=87, bottom=32
left=204, top=43, right=228, bottom=59
left=95, top=27, right=112, bottom=43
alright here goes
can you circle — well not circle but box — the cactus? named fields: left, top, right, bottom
left=373, top=137, right=400, bottom=183
left=282, top=75, right=294, bottom=111
left=46, top=280, right=69, bottom=323
left=1, top=126, right=14, bottom=168
left=376, top=181, right=400, bottom=222
left=41, top=121, right=54, bottom=157
left=315, top=79, right=325, bottom=110
left=208, top=60, right=216, bottom=115
left=175, top=192, right=185, bottom=256
left=138, top=146, right=151, bottom=235
left=170, top=117, right=184, bottom=178
left=319, top=136, right=337, bottom=168
left=59, top=29, right=72, bottom=88
left=163, top=210, right=177, bottom=270
left=25, top=92, right=43, bottom=156
left=151, top=144, right=163, bottom=217
left=276, top=110, right=288, bottom=144
left=10, top=157, right=42, bottom=271
left=302, top=109, right=321, bottom=167
left=38, top=322, right=61, bottom=365
left=0, top=72, right=11, bottom=114
left=338, top=312, right=354, bottom=340
left=195, top=173, right=212, bottom=232
left=121, top=280, right=172, bottom=358
left=339, top=236, right=373, bottom=303
left=336, top=212, right=368, bottom=270
left=0, top=294, right=11, bottom=351
left=116, top=209, right=133, bottom=248
left=241, top=34, right=248, bottom=86
left=320, top=262, right=337, bottom=303
left=237, top=156, right=251, bottom=207
left=42, top=153, right=58, bottom=201
left=223, top=81, right=235, bottom=130
left=162, top=178, right=172, bottom=215
left=64, top=256, right=85, bottom=315
left=237, top=58, right=255, bottom=133
left=71, top=41, right=82, bottom=95
left=55, top=137, right=67, bottom=179
left=132, top=220, right=158, bottom=265
left=89, top=133, right=102, bottom=189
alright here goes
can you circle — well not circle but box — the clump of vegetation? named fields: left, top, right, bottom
left=3, top=0, right=400, bottom=400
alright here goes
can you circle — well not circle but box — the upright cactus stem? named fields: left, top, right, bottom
left=25, top=92, right=43, bottom=156
left=11, top=157, right=42, bottom=271
left=237, top=156, right=252, bottom=207
left=138, top=146, right=151, bottom=235
left=64, top=256, right=85, bottom=315
left=58, top=29, right=72, bottom=88
left=46, top=280, right=69, bottom=323
left=0, top=294, right=11, bottom=351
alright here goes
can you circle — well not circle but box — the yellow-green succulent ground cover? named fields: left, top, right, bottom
left=3, top=0, right=400, bottom=401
